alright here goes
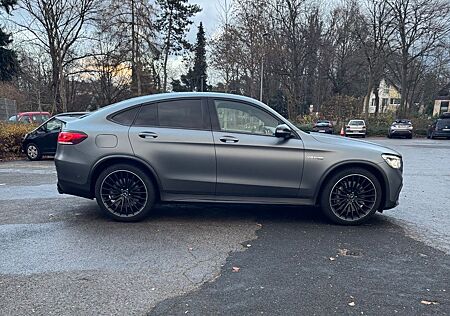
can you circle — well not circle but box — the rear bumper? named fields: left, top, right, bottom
left=345, top=130, right=366, bottom=136
left=57, top=179, right=93, bottom=199
left=432, top=130, right=450, bottom=137
left=312, top=129, right=333, bottom=134
left=389, top=130, right=412, bottom=136
left=55, top=148, right=93, bottom=199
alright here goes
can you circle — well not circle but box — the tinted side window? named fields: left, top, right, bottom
left=214, top=100, right=280, bottom=136
left=158, top=99, right=203, bottom=129
left=134, top=104, right=158, bottom=126
left=111, top=107, right=140, bottom=126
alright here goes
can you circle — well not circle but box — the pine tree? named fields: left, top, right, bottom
left=191, top=22, right=207, bottom=92
left=171, top=22, right=208, bottom=92
left=156, top=0, right=201, bottom=92
left=0, top=0, right=19, bottom=81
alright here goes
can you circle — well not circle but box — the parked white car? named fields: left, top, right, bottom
left=345, top=119, right=366, bottom=138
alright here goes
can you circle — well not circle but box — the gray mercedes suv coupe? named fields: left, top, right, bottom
left=55, top=92, right=403, bottom=225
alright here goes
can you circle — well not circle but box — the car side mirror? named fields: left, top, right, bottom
left=275, top=124, right=292, bottom=138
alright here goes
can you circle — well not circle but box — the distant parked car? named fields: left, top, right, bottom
left=312, top=120, right=333, bottom=134
left=388, top=119, right=413, bottom=139
left=427, top=112, right=450, bottom=139
left=345, top=119, right=366, bottom=137
left=22, top=112, right=87, bottom=160
left=9, top=112, right=51, bottom=124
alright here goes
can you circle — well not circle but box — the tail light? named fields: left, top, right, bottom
left=58, top=131, right=88, bottom=145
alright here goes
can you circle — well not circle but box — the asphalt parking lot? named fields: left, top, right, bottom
left=0, top=137, right=449, bottom=315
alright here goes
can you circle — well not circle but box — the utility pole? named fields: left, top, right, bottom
left=259, top=32, right=269, bottom=102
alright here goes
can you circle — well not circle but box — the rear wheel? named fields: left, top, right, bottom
left=26, top=143, right=42, bottom=161
left=95, top=164, right=155, bottom=221
left=320, top=168, right=382, bottom=225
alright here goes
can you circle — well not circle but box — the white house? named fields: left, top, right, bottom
left=367, top=79, right=402, bottom=114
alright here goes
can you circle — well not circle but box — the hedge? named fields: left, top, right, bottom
left=0, top=123, right=38, bottom=158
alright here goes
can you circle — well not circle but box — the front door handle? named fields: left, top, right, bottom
left=219, top=136, right=239, bottom=143
left=138, top=132, right=158, bottom=139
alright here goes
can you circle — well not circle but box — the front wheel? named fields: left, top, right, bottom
left=320, top=168, right=382, bottom=225
left=95, top=164, right=156, bottom=221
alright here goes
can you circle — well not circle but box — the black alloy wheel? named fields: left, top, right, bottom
left=320, top=168, right=382, bottom=225
left=95, top=164, right=155, bottom=221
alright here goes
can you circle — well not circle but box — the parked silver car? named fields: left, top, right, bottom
left=388, top=119, right=413, bottom=139
left=55, top=93, right=403, bottom=225
left=345, top=119, right=367, bottom=137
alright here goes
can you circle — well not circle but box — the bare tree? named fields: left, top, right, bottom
left=355, top=0, right=394, bottom=118
left=17, top=0, right=98, bottom=113
left=386, top=0, right=450, bottom=115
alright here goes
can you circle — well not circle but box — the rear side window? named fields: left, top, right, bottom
left=111, top=107, right=140, bottom=126
left=134, top=104, right=158, bottom=126
left=158, top=99, right=203, bottom=129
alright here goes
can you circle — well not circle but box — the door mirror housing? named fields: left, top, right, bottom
left=275, top=124, right=292, bottom=138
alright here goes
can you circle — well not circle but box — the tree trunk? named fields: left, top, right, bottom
left=364, top=77, right=373, bottom=120
left=373, top=79, right=380, bottom=118
left=162, top=11, right=173, bottom=92
left=399, top=60, right=408, bottom=117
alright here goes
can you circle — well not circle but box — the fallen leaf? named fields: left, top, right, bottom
left=348, top=302, right=356, bottom=307
left=329, top=257, right=336, bottom=261
left=246, top=244, right=252, bottom=247
left=421, top=300, right=438, bottom=305
left=256, top=223, right=262, bottom=227
left=232, top=266, right=240, bottom=272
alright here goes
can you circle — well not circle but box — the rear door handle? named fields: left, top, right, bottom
left=219, top=136, right=239, bottom=143
left=138, top=132, right=158, bottom=139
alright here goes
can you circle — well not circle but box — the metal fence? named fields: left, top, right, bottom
left=0, top=98, right=17, bottom=121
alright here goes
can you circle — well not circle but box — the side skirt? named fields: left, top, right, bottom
left=161, top=193, right=315, bottom=206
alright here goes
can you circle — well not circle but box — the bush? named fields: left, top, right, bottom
left=0, top=123, right=38, bottom=158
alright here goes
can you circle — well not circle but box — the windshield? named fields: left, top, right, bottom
left=32, top=114, right=50, bottom=123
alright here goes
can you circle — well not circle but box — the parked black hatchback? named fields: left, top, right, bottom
left=22, top=112, right=87, bottom=160
left=427, top=112, right=450, bottom=139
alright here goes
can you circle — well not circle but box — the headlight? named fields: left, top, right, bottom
left=382, top=154, right=402, bottom=169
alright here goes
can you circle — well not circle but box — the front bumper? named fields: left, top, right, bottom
left=378, top=161, right=403, bottom=210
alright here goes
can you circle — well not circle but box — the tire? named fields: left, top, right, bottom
left=387, top=134, right=391, bottom=139
left=94, top=164, right=156, bottom=221
left=408, top=134, right=413, bottom=139
left=320, top=168, right=382, bottom=225
left=26, top=143, right=42, bottom=161
left=362, top=135, right=366, bottom=138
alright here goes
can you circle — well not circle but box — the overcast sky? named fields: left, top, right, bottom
left=189, top=0, right=221, bottom=40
